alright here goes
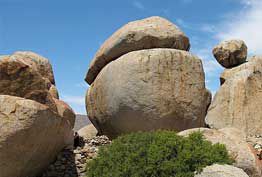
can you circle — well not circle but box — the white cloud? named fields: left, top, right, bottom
left=61, top=95, right=85, bottom=106
left=132, top=1, right=145, bottom=11
left=75, top=82, right=89, bottom=89
left=175, top=19, right=216, bottom=34
left=60, top=95, right=86, bottom=114
left=200, top=24, right=216, bottom=33
left=217, top=0, right=262, bottom=55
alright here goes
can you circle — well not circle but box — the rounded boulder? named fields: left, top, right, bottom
left=195, top=164, right=249, bottom=177
left=86, top=49, right=211, bottom=138
left=212, top=39, right=247, bottom=68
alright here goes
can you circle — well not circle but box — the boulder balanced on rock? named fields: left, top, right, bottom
left=0, top=51, right=75, bottom=177
left=85, top=16, right=211, bottom=139
left=212, top=39, right=247, bottom=68
left=206, top=55, right=262, bottom=140
left=85, top=16, right=190, bottom=84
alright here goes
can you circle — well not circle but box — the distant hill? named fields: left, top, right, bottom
left=74, top=114, right=91, bottom=131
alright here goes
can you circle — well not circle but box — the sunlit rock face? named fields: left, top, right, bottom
left=0, top=51, right=75, bottom=177
left=206, top=56, right=262, bottom=139
left=85, top=16, right=210, bottom=139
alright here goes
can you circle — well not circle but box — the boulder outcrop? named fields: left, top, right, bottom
left=85, top=17, right=211, bottom=139
left=179, top=128, right=262, bottom=177
left=85, top=16, right=190, bottom=84
left=86, top=48, right=211, bottom=138
left=206, top=56, right=262, bottom=139
left=0, top=51, right=75, bottom=177
left=212, top=39, right=247, bottom=68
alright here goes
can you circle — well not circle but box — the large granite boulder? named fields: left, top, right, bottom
left=85, top=16, right=190, bottom=84
left=195, top=164, right=249, bottom=177
left=0, top=95, right=72, bottom=177
left=0, top=51, right=75, bottom=177
left=0, top=53, right=57, bottom=111
left=179, top=128, right=262, bottom=177
left=213, top=39, right=247, bottom=68
left=206, top=56, right=262, bottom=139
left=86, top=49, right=211, bottom=138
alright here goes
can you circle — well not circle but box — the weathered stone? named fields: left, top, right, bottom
left=0, top=95, right=73, bottom=177
left=49, top=85, right=59, bottom=99
left=85, top=16, right=190, bottom=84
left=213, top=39, right=247, bottom=68
left=11, top=51, right=55, bottom=84
left=0, top=56, right=57, bottom=111
left=55, top=99, right=76, bottom=147
left=195, top=164, right=249, bottom=177
left=206, top=56, right=262, bottom=139
left=55, top=99, right=76, bottom=128
left=179, top=128, right=262, bottom=177
left=86, top=49, right=211, bottom=138
left=78, top=124, right=98, bottom=139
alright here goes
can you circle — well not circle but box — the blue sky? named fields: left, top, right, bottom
left=0, top=0, right=261, bottom=114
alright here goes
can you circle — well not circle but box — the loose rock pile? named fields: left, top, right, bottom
left=40, top=136, right=110, bottom=177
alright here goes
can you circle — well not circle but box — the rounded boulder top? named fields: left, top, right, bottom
left=11, top=51, right=55, bottom=84
left=195, top=164, right=249, bottom=177
left=85, top=16, right=190, bottom=85
left=212, top=39, right=247, bottom=68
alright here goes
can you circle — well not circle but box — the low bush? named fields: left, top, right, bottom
left=86, top=131, right=233, bottom=177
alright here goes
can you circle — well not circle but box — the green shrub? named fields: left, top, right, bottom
left=86, top=131, right=234, bottom=177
